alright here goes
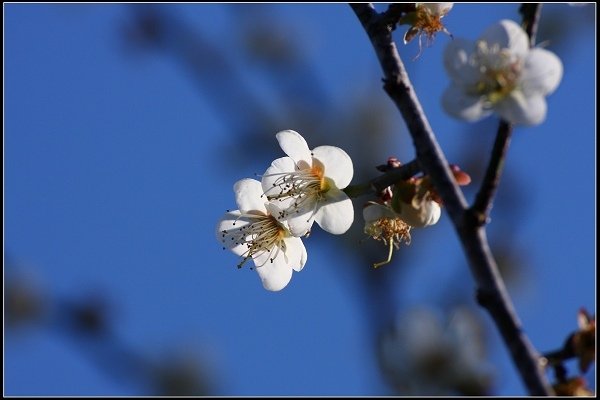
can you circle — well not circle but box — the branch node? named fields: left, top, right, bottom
left=465, top=208, right=488, bottom=228
left=476, top=288, right=497, bottom=309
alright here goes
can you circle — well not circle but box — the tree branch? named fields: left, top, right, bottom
left=350, top=3, right=553, bottom=395
left=471, top=121, right=513, bottom=224
left=344, top=159, right=422, bottom=198
left=520, top=3, right=543, bottom=47
left=370, top=159, right=421, bottom=193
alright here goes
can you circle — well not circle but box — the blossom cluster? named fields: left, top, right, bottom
left=216, top=10, right=562, bottom=290
left=216, top=130, right=354, bottom=291
left=364, top=160, right=470, bottom=268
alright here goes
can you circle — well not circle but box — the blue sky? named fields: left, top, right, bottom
left=4, top=3, right=596, bottom=396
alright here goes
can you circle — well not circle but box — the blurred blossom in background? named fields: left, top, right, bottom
left=4, top=3, right=595, bottom=396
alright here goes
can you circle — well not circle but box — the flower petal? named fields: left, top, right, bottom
left=363, top=203, right=397, bottom=223
left=261, top=156, right=298, bottom=199
left=234, top=178, right=267, bottom=214
left=314, top=189, right=354, bottom=235
left=253, top=249, right=294, bottom=291
left=442, top=84, right=490, bottom=122
left=495, top=91, right=547, bottom=126
left=398, top=200, right=441, bottom=228
left=443, top=38, right=480, bottom=87
left=479, top=19, right=529, bottom=59
left=275, top=130, right=312, bottom=165
left=520, top=48, right=563, bottom=96
left=216, top=210, right=253, bottom=257
left=422, top=2, right=453, bottom=17
left=264, top=201, right=291, bottom=228
left=283, top=236, right=307, bottom=272
left=312, top=145, right=354, bottom=189
left=285, top=197, right=318, bottom=237
left=422, top=201, right=441, bottom=226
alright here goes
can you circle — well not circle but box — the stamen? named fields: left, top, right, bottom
left=262, top=161, right=329, bottom=219
left=221, top=213, right=288, bottom=269
left=365, top=216, right=412, bottom=268
left=470, top=41, right=523, bottom=104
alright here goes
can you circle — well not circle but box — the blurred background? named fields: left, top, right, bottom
left=4, top=3, right=596, bottom=396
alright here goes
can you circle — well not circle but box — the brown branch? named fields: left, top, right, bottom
left=520, top=3, right=543, bottom=47
left=350, top=4, right=468, bottom=222
left=344, top=159, right=422, bottom=198
left=350, top=3, right=553, bottom=395
left=471, top=121, right=513, bottom=224
left=370, top=159, right=421, bottom=193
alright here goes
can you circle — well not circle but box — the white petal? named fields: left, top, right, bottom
left=442, top=84, right=490, bottom=122
left=312, top=145, right=354, bottom=189
left=363, top=203, right=397, bottom=223
left=285, top=197, right=318, bottom=237
left=283, top=236, right=307, bottom=272
left=261, top=156, right=297, bottom=198
left=520, top=48, right=563, bottom=96
left=495, top=91, right=547, bottom=126
left=299, top=239, right=307, bottom=270
left=443, top=38, right=480, bottom=87
left=275, top=130, right=312, bottom=165
left=234, top=178, right=267, bottom=214
left=264, top=201, right=290, bottom=227
left=216, top=210, right=253, bottom=257
left=398, top=200, right=441, bottom=228
left=423, top=201, right=441, bottom=226
left=422, top=2, right=453, bottom=17
left=314, top=189, right=354, bottom=235
left=479, top=19, right=529, bottom=59
left=253, top=249, right=294, bottom=291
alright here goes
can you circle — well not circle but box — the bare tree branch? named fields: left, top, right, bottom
left=350, top=3, right=553, bottom=395
left=520, top=3, right=543, bottom=47
left=471, top=120, right=513, bottom=224
left=370, top=159, right=421, bottom=193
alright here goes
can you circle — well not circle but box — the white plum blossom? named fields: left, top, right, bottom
left=442, top=19, right=563, bottom=126
left=403, top=3, right=454, bottom=50
left=216, top=178, right=307, bottom=291
left=261, top=130, right=354, bottom=237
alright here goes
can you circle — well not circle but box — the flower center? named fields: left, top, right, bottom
left=470, top=41, right=523, bottom=104
left=264, top=158, right=331, bottom=210
left=221, top=214, right=287, bottom=268
left=414, top=7, right=445, bottom=37
left=365, top=217, right=412, bottom=249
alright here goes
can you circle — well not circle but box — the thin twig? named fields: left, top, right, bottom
left=470, top=121, right=513, bottom=224
left=344, top=159, right=422, bottom=198
left=350, top=3, right=553, bottom=395
left=370, top=159, right=421, bottom=193
left=520, top=3, right=543, bottom=47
